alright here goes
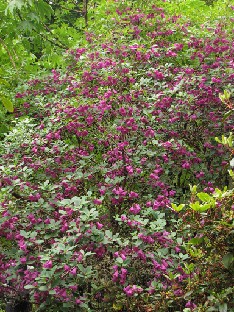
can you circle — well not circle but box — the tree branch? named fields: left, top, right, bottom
left=0, top=37, right=17, bottom=71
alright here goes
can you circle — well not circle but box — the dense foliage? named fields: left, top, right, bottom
left=0, top=0, right=234, bottom=311
left=0, top=0, right=92, bottom=137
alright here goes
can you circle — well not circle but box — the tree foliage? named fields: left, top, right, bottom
left=0, top=0, right=93, bottom=138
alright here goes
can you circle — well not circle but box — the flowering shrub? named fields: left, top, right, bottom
left=0, top=1, right=234, bottom=311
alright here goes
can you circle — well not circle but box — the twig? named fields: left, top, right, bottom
left=83, top=0, right=88, bottom=27
left=0, top=37, right=17, bottom=71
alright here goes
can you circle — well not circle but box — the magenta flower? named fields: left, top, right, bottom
left=185, top=301, right=197, bottom=310
left=70, top=267, right=77, bottom=275
left=93, top=199, right=102, bottom=205
left=182, top=161, right=191, bottom=169
left=20, top=257, right=27, bottom=264
left=112, top=270, right=119, bottom=282
left=124, top=285, right=143, bottom=297
left=129, top=191, right=139, bottom=199
left=43, top=260, right=53, bottom=269
left=96, top=222, right=103, bottom=229
left=129, top=204, right=141, bottom=214
left=64, top=264, right=70, bottom=272
left=75, top=298, right=82, bottom=305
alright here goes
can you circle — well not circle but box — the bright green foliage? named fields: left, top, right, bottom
left=160, top=0, right=233, bottom=27
left=0, top=0, right=93, bottom=137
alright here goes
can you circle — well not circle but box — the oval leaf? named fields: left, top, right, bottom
left=222, top=253, right=233, bottom=269
left=0, top=95, right=14, bottom=112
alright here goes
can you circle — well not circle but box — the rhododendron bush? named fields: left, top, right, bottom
left=0, top=1, right=234, bottom=311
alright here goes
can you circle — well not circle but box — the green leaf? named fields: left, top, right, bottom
left=222, top=253, right=233, bottom=269
left=77, top=263, right=85, bottom=273
left=6, top=0, right=25, bottom=14
left=20, top=230, right=29, bottom=238
left=190, top=201, right=211, bottom=212
left=51, top=278, right=62, bottom=288
left=105, top=230, right=113, bottom=238
left=171, top=203, right=185, bottom=212
left=49, top=289, right=57, bottom=295
left=29, top=231, right=37, bottom=238
left=188, top=237, right=203, bottom=245
left=19, top=21, right=34, bottom=32
left=223, top=110, right=233, bottom=121
left=63, top=302, right=73, bottom=308
left=36, top=0, right=53, bottom=19
left=219, top=303, right=227, bottom=312
left=183, top=290, right=193, bottom=299
left=24, top=284, right=35, bottom=289
left=116, top=257, right=123, bottom=264
left=198, top=203, right=212, bottom=212
left=0, top=124, right=9, bottom=135
left=189, top=184, right=197, bottom=194
left=39, top=285, right=48, bottom=291
left=197, top=192, right=211, bottom=202
left=113, top=303, right=123, bottom=310
left=189, top=201, right=201, bottom=211
left=0, top=95, right=14, bottom=112
left=35, top=239, right=44, bottom=244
